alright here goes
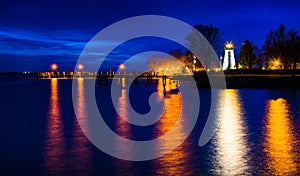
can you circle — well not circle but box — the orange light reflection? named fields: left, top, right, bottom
left=113, top=88, right=134, bottom=174
left=264, top=98, right=297, bottom=175
left=71, top=78, right=92, bottom=174
left=154, top=79, right=192, bottom=175
left=44, top=78, right=66, bottom=175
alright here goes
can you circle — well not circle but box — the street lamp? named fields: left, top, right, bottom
left=77, top=64, right=84, bottom=71
left=77, top=64, right=84, bottom=77
left=193, top=55, right=196, bottom=72
left=51, top=63, right=58, bottom=71
left=274, top=59, right=280, bottom=69
left=119, top=64, right=125, bottom=74
left=50, top=63, right=58, bottom=78
left=119, top=63, right=125, bottom=70
left=220, top=56, right=223, bottom=70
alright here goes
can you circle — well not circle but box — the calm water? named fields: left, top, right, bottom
left=1, top=78, right=300, bottom=175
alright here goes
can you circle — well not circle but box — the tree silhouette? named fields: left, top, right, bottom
left=238, top=40, right=256, bottom=69
left=287, top=29, right=300, bottom=73
left=264, top=24, right=300, bottom=70
left=256, top=52, right=267, bottom=69
left=186, top=24, right=223, bottom=69
left=168, top=49, right=203, bottom=71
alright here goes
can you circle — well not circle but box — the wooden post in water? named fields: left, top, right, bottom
left=162, top=75, right=167, bottom=87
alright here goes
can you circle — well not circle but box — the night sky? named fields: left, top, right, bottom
left=1, top=0, right=300, bottom=72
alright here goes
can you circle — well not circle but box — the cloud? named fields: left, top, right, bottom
left=0, top=27, right=88, bottom=56
left=0, top=27, right=185, bottom=71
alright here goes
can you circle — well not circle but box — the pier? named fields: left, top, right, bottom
left=36, top=71, right=171, bottom=86
left=34, top=69, right=300, bottom=88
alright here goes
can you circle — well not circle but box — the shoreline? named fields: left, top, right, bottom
left=1, top=71, right=300, bottom=89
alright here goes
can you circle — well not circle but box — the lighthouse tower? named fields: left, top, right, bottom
left=222, top=41, right=236, bottom=70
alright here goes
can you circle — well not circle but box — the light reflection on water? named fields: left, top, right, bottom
left=212, top=89, right=250, bottom=175
left=153, top=79, right=193, bottom=176
left=264, top=98, right=297, bottom=175
left=113, top=88, right=134, bottom=175
left=40, top=79, right=300, bottom=175
left=44, top=78, right=67, bottom=175
left=71, top=78, right=93, bottom=175
left=44, top=78, right=92, bottom=175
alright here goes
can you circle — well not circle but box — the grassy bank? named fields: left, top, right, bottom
left=192, top=69, right=300, bottom=88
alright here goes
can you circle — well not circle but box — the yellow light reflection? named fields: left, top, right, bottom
left=71, top=78, right=92, bottom=174
left=113, top=89, right=133, bottom=174
left=264, top=98, right=297, bottom=175
left=214, top=89, right=249, bottom=175
left=155, top=79, right=180, bottom=133
left=116, top=89, right=131, bottom=138
left=154, top=79, right=192, bottom=175
left=44, top=78, right=66, bottom=175
left=121, top=78, right=126, bottom=88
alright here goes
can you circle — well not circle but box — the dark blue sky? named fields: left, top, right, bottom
left=1, top=0, right=300, bottom=72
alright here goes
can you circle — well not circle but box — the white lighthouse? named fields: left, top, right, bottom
left=222, top=41, right=236, bottom=70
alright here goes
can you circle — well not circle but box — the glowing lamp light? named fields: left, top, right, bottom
left=225, top=42, right=234, bottom=50
left=271, top=59, right=281, bottom=70
left=77, top=64, right=84, bottom=70
left=119, top=64, right=125, bottom=70
left=51, top=63, right=58, bottom=71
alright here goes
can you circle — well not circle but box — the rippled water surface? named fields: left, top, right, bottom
left=1, top=78, right=300, bottom=175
